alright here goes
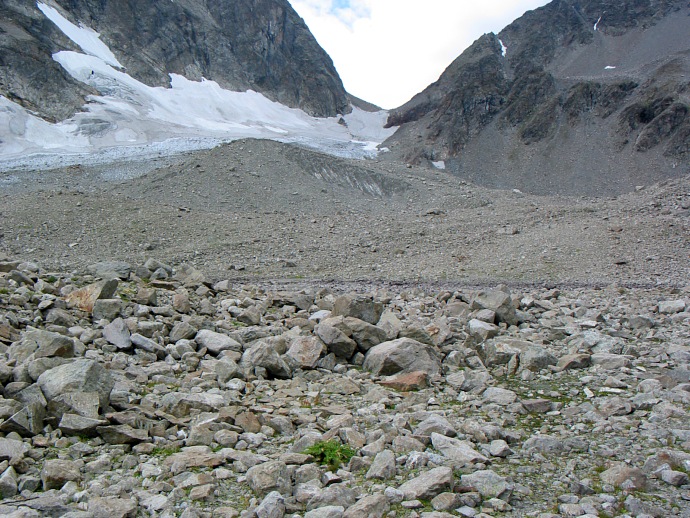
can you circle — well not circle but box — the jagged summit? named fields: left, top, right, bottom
left=383, top=0, right=689, bottom=195
left=0, top=0, right=349, bottom=121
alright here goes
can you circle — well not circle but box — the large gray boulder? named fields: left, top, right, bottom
left=195, top=329, right=242, bottom=355
left=37, top=359, right=114, bottom=412
left=241, top=341, right=292, bottom=379
left=332, top=294, right=383, bottom=325
left=470, top=290, right=519, bottom=326
left=246, top=461, right=291, bottom=497
left=398, top=466, right=453, bottom=500
left=363, top=338, right=442, bottom=376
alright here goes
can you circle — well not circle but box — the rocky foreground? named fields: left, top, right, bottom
left=0, top=257, right=688, bottom=518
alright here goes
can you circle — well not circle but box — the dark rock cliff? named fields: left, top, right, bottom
left=0, top=0, right=349, bottom=121
left=384, top=0, right=690, bottom=195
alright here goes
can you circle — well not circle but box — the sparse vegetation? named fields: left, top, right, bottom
left=303, top=440, right=357, bottom=469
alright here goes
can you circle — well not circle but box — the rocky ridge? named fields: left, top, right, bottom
left=0, top=0, right=348, bottom=120
left=383, top=0, right=690, bottom=196
left=0, top=257, right=688, bottom=517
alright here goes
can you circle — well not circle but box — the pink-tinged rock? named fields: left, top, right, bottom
left=379, top=371, right=429, bottom=391
left=65, top=278, right=119, bottom=312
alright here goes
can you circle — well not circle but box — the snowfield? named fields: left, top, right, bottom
left=0, top=3, right=396, bottom=173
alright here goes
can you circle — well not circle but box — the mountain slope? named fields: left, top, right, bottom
left=383, top=0, right=690, bottom=195
left=0, top=0, right=349, bottom=121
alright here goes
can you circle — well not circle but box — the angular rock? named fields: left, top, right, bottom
left=88, top=497, right=138, bottom=518
left=169, top=321, right=198, bottom=342
left=521, top=398, right=553, bottom=414
left=92, top=299, right=123, bottom=321
left=195, top=329, right=242, bottom=355
left=398, top=466, right=453, bottom=500
left=65, top=278, right=119, bottom=312
left=315, top=323, right=357, bottom=359
left=41, top=459, right=81, bottom=490
left=238, top=306, right=262, bottom=326
left=246, top=461, right=291, bottom=497
left=379, top=371, right=428, bottom=391
left=431, top=492, right=464, bottom=511
left=344, top=317, right=387, bottom=351
left=47, top=391, right=101, bottom=419
left=332, top=294, right=383, bottom=324
left=377, top=310, right=403, bottom=340
left=431, top=433, right=489, bottom=465
left=307, top=484, right=356, bottom=511
left=658, top=300, right=686, bottom=314
left=0, top=466, right=18, bottom=498
left=241, top=341, right=292, bottom=379
left=600, top=463, right=648, bottom=490
left=460, top=470, right=513, bottom=500
left=159, top=392, right=226, bottom=417
left=343, top=494, right=389, bottom=518
left=22, top=327, right=75, bottom=359
left=363, top=338, right=441, bottom=376
left=482, top=387, right=518, bottom=405
left=130, top=333, right=166, bottom=359
left=471, top=290, right=518, bottom=326
left=557, top=354, right=591, bottom=371
left=103, top=318, right=132, bottom=349
left=59, top=413, right=109, bottom=436
left=446, top=370, right=492, bottom=393
left=305, top=507, right=345, bottom=518
left=0, top=438, right=30, bottom=462
left=286, top=336, right=325, bottom=369
left=97, top=424, right=149, bottom=444
left=414, top=414, right=456, bottom=437
left=37, top=359, right=114, bottom=411
left=519, top=346, right=557, bottom=371
left=365, top=450, right=397, bottom=480
left=255, top=491, right=286, bottom=518
left=164, top=447, right=224, bottom=475
left=0, top=402, right=45, bottom=436
left=468, top=318, right=499, bottom=341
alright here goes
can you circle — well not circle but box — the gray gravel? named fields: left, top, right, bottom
left=1, top=138, right=688, bottom=287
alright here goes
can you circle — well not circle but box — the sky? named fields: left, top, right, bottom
left=289, top=0, right=551, bottom=109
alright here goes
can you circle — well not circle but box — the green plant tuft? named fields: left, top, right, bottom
left=303, top=440, right=356, bottom=469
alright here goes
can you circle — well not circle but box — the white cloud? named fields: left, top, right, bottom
left=290, top=0, right=550, bottom=109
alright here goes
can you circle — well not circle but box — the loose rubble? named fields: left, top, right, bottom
left=0, top=258, right=688, bottom=517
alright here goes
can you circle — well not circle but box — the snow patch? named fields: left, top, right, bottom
left=499, top=39, right=507, bottom=57
left=594, top=16, right=602, bottom=31
left=37, top=2, right=123, bottom=68
left=432, top=161, right=446, bottom=170
left=1, top=11, right=398, bottom=170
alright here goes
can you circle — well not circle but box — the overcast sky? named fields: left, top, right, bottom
left=289, top=0, right=550, bottom=109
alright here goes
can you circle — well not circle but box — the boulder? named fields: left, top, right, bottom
left=430, top=433, right=489, bottom=465
left=246, top=461, right=291, bottom=497
left=65, top=278, right=119, bottom=312
left=470, top=290, right=519, bottom=326
left=41, top=459, right=81, bottom=490
left=37, top=359, right=114, bottom=411
left=241, top=340, right=292, bottom=379
left=195, top=329, right=242, bottom=355
left=363, top=338, right=441, bottom=376
left=332, top=294, right=383, bottom=324
left=286, top=336, right=325, bottom=369
left=314, top=323, right=357, bottom=359
left=398, top=466, right=453, bottom=500
left=460, top=470, right=513, bottom=500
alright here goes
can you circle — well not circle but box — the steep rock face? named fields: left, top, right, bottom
left=0, top=0, right=349, bottom=120
left=384, top=0, right=689, bottom=195
left=0, top=1, right=96, bottom=121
